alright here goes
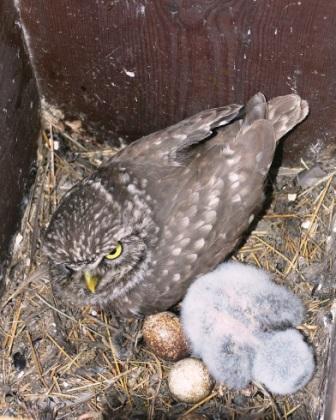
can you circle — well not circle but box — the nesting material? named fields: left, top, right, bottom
left=168, top=358, right=214, bottom=403
left=143, top=311, right=190, bottom=361
left=0, top=118, right=335, bottom=418
left=177, top=414, right=209, bottom=420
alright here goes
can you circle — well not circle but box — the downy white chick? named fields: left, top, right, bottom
left=200, top=327, right=315, bottom=393
left=253, top=329, right=315, bottom=395
left=181, top=261, right=304, bottom=355
left=181, top=261, right=314, bottom=393
left=201, top=333, right=256, bottom=389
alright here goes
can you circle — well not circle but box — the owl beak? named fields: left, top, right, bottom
left=84, top=271, right=99, bottom=293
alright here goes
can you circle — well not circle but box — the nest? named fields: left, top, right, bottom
left=0, top=118, right=335, bottom=419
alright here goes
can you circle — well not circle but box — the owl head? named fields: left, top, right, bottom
left=43, top=170, right=158, bottom=308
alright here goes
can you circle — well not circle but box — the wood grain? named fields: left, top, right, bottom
left=16, top=0, right=336, bottom=161
left=0, top=0, right=40, bottom=286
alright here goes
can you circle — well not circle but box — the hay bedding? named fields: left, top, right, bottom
left=0, top=118, right=335, bottom=419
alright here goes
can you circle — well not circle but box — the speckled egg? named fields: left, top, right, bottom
left=142, top=311, right=189, bottom=361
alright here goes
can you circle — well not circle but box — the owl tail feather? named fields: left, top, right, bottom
left=266, top=94, right=309, bottom=142
left=242, top=92, right=309, bottom=142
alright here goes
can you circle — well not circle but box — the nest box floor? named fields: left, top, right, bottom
left=0, top=119, right=335, bottom=419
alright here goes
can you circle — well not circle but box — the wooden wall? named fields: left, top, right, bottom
left=0, top=0, right=40, bottom=287
left=16, top=0, right=336, bottom=162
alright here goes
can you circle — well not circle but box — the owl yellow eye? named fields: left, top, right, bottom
left=105, top=243, right=123, bottom=260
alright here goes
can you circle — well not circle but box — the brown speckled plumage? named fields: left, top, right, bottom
left=43, top=93, right=308, bottom=317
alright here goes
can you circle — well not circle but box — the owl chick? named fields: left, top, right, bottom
left=201, top=333, right=256, bottom=390
left=43, top=93, right=308, bottom=317
left=200, top=328, right=314, bottom=394
left=253, top=329, right=315, bottom=395
left=181, top=261, right=304, bottom=356
left=181, top=262, right=315, bottom=393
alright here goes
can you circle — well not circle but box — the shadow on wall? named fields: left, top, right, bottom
left=0, top=0, right=40, bottom=286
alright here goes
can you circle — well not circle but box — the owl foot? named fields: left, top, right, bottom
left=110, top=331, right=134, bottom=361
left=109, top=315, right=142, bottom=361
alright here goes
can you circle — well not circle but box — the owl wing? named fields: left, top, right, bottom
left=113, top=93, right=307, bottom=169
left=114, top=117, right=277, bottom=316
left=113, top=103, right=243, bottom=166
left=150, top=118, right=276, bottom=276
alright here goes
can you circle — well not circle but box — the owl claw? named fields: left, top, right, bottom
left=111, top=331, right=134, bottom=361
left=108, top=315, right=141, bottom=360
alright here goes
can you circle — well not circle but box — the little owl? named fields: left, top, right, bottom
left=43, top=93, right=308, bottom=318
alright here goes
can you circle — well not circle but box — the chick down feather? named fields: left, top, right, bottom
left=181, top=262, right=314, bottom=393
left=253, top=329, right=315, bottom=394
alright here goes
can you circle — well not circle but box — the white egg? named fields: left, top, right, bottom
left=168, top=358, right=214, bottom=403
